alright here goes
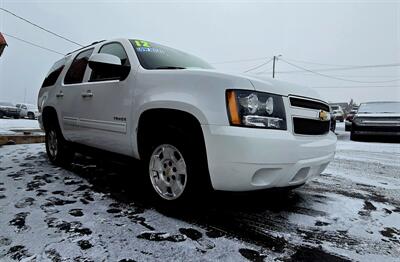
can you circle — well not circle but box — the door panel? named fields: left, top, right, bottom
left=75, top=80, right=132, bottom=155
left=58, top=48, right=94, bottom=142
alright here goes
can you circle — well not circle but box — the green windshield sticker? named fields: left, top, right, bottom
left=136, top=47, right=165, bottom=54
left=134, top=40, right=150, bottom=48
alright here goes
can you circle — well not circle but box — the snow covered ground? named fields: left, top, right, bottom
left=0, top=123, right=399, bottom=261
left=0, top=119, right=40, bottom=135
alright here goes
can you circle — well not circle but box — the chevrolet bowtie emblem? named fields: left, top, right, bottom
left=319, top=110, right=330, bottom=121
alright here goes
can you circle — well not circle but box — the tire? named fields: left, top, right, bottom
left=345, top=124, right=351, bottom=132
left=28, top=112, right=35, bottom=120
left=145, top=127, right=210, bottom=203
left=45, top=121, right=74, bottom=167
left=0, top=111, right=3, bottom=118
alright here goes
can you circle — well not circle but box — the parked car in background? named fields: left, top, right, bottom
left=0, top=101, right=20, bottom=119
left=345, top=109, right=358, bottom=131
left=331, top=105, right=344, bottom=122
left=351, top=101, right=400, bottom=141
left=16, top=103, right=40, bottom=119
left=38, top=38, right=336, bottom=202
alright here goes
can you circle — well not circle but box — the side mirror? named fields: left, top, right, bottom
left=88, top=53, right=130, bottom=81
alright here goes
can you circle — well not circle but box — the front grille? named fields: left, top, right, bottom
left=353, top=124, right=400, bottom=133
left=293, top=117, right=330, bottom=135
left=290, top=97, right=330, bottom=111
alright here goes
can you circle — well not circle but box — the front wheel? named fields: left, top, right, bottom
left=45, top=124, right=74, bottom=166
left=149, top=144, right=188, bottom=201
left=28, top=112, right=35, bottom=119
left=145, top=129, right=211, bottom=203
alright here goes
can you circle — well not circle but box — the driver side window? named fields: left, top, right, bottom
left=90, top=42, right=130, bottom=82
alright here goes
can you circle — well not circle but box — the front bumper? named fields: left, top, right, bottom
left=202, top=125, right=337, bottom=191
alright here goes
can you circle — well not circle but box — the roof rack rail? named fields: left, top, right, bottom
left=65, top=40, right=106, bottom=56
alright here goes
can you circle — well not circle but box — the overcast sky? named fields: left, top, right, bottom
left=0, top=0, right=399, bottom=105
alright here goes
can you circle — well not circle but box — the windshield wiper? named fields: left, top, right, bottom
left=155, top=66, right=186, bottom=70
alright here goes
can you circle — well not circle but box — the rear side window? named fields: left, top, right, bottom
left=64, top=48, right=94, bottom=84
left=90, top=42, right=130, bottom=82
left=42, top=58, right=66, bottom=88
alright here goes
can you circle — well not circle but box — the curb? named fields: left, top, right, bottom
left=0, top=134, right=45, bottom=145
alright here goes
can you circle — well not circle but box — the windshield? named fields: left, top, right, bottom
left=331, top=106, right=339, bottom=110
left=358, top=102, right=400, bottom=113
left=130, top=40, right=213, bottom=70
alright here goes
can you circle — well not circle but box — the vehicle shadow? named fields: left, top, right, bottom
left=69, top=152, right=305, bottom=212
left=66, top=152, right=314, bottom=251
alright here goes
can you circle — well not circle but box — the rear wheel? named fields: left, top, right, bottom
left=0, top=111, right=3, bottom=118
left=45, top=122, right=74, bottom=166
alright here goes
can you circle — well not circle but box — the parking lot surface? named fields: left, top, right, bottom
left=0, top=124, right=399, bottom=261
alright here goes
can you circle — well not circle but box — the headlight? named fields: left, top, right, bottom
left=226, top=90, right=287, bottom=129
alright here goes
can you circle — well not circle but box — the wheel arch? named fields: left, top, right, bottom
left=136, top=107, right=207, bottom=161
left=41, top=106, right=59, bottom=131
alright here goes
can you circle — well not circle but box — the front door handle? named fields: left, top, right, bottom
left=81, top=90, right=93, bottom=98
left=56, top=91, right=64, bottom=98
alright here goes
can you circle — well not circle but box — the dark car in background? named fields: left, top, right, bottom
left=0, top=101, right=21, bottom=119
left=351, top=101, right=400, bottom=141
left=345, top=109, right=358, bottom=131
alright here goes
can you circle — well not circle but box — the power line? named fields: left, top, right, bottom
left=211, top=56, right=270, bottom=64
left=243, top=58, right=274, bottom=73
left=284, top=57, right=363, bottom=67
left=312, top=85, right=400, bottom=89
left=2, top=32, right=65, bottom=56
left=279, top=59, right=400, bottom=83
left=272, top=62, right=400, bottom=74
left=0, top=7, right=83, bottom=47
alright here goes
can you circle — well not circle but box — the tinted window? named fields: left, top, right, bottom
left=42, top=58, right=66, bottom=88
left=64, top=49, right=94, bottom=84
left=130, top=39, right=213, bottom=70
left=90, top=42, right=130, bottom=81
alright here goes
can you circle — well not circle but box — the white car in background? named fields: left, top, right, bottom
left=331, top=105, right=345, bottom=122
left=16, top=103, right=40, bottom=119
left=38, top=38, right=337, bottom=202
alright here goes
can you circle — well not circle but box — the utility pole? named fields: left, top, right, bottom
left=272, top=55, right=282, bottom=78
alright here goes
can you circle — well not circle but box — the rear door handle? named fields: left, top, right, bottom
left=56, top=91, right=64, bottom=98
left=81, top=90, right=93, bottom=98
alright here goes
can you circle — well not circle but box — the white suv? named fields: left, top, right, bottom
left=38, top=39, right=336, bottom=201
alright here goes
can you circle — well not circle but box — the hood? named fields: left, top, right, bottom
left=243, top=74, right=322, bottom=99
left=181, top=68, right=323, bottom=100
